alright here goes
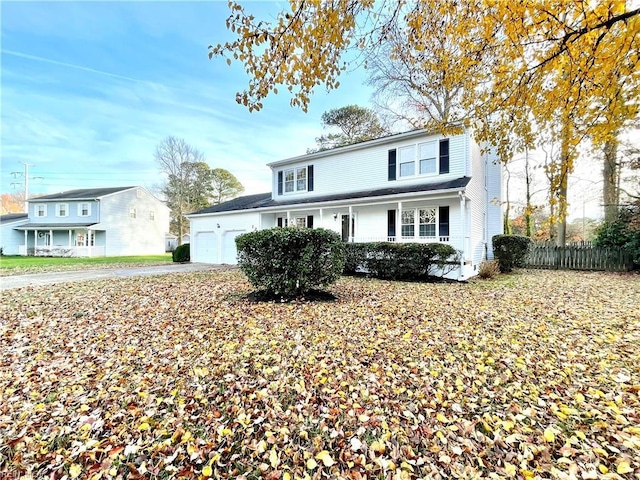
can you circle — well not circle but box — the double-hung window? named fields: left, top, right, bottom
left=284, top=167, right=307, bottom=193
left=129, top=207, right=137, bottom=219
left=56, top=203, right=68, bottom=217
left=418, top=142, right=437, bottom=174
left=399, top=146, right=415, bottom=177
left=35, top=204, right=47, bottom=217
left=419, top=208, right=437, bottom=237
left=402, top=207, right=438, bottom=238
left=78, top=203, right=91, bottom=217
left=401, top=210, right=415, bottom=237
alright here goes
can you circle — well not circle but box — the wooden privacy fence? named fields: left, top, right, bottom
left=526, top=242, right=633, bottom=272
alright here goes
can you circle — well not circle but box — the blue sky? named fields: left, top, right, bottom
left=1, top=1, right=373, bottom=198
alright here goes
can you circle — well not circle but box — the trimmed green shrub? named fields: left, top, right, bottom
left=343, top=242, right=459, bottom=280
left=172, top=243, right=190, bottom=262
left=236, top=227, right=345, bottom=298
left=492, top=235, right=532, bottom=272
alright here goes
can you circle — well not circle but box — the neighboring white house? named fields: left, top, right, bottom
left=187, top=129, right=503, bottom=279
left=1, top=186, right=170, bottom=257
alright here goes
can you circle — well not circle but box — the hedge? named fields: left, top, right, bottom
left=343, top=242, right=459, bottom=280
left=491, top=234, right=532, bottom=272
left=172, top=243, right=190, bottom=262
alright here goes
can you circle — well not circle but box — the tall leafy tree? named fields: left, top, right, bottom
left=312, top=105, right=389, bottom=152
left=211, top=168, right=244, bottom=205
left=155, top=137, right=210, bottom=242
left=210, top=0, right=640, bottom=245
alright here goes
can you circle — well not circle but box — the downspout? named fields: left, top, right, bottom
left=459, top=190, right=466, bottom=280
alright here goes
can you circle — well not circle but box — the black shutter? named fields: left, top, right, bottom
left=277, top=171, right=283, bottom=195
left=277, top=217, right=283, bottom=227
left=307, top=215, right=314, bottom=228
left=388, top=149, right=397, bottom=181
left=439, top=139, right=450, bottom=174
left=307, top=165, right=314, bottom=191
left=438, top=206, right=450, bottom=237
left=387, top=209, right=396, bottom=238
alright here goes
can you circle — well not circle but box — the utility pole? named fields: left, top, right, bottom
left=10, top=163, right=35, bottom=212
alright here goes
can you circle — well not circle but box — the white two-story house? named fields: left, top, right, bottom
left=187, top=129, right=503, bottom=279
left=0, top=186, right=170, bottom=257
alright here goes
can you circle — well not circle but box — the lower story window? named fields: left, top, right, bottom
left=402, top=207, right=437, bottom=238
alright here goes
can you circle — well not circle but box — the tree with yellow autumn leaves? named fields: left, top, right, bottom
left=210, top=1, right=639, bottom=245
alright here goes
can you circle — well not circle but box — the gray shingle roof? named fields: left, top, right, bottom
left=0, top=213, right=28, bottom=224
left=191, top=177, right=471, bottom=215
left=29, top=187, right=136, bottom=201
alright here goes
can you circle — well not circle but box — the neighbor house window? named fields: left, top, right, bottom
left=398, top=146, right=415, bottom=177
left=77, top=203, right=91, bottom=217
left=35, top=204, right=47, bottom=217
left=149, top=210, right=155, bottom=220
left=129, top=207, right=137, bottom=219
left=418, top=142, right=437, bottom=175
left=56, top=203, right=68, bottom=217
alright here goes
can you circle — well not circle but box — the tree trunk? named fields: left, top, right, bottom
left=603, top=137, right=619, bottom=222
left=556, top=128, right=570, bottom=247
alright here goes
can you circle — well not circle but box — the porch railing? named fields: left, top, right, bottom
left=19, top=245, right=106, bottom=258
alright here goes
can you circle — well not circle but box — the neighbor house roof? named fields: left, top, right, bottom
left=15, top=223, right=100, bottom=230
left=29, top=187, right=136, bottom=201
left=0, top=213, right=28, bottom=224
left=191, top=177, right=471, bottom=215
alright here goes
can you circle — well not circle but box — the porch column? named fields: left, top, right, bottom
left=319, top=208, right=323, bottom=229
left=23, top=230, right=27, bottom=255
left=348, top=206, right=353, bottom=241
left=68, top=230, right=72, bottom=247
left=396, top=202, right=402, bottom=242
left=35, top=229, right=38, bottom=249
left=286, top=211, right=291, bottom=227
left=257, top=213, right=262, bottom=230
left=49, top=230, right=53, bottom=248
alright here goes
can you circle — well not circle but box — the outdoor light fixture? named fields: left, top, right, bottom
left=217, top=223, right=220, bottom=228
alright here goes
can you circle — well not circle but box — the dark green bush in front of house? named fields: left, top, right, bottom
left=343, top=242, right=459, bottom=280
left=236, top=227, right=345, bottom=298
left=172, top=243, right=190, bottom=262
left=492, top=234, right=532, bottom=272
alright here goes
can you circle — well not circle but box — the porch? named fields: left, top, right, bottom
left=259, top=192, right=472, bottom=261
left=15, top=223, right=106, bottom=258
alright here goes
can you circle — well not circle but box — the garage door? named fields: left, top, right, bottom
left=221, top=231, right=244, bottom=264
left=195, top=232, right=218, bottom=263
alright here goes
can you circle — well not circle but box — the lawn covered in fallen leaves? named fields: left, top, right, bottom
left=1, top=269, right=639, bottom=479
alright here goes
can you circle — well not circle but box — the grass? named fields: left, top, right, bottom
left=1, top=269, right=638, bottom=478
left=0, top=254, right=173, bottom=275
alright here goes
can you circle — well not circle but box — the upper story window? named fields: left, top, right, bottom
left=278, top=164, right=314, bottom=195
left=389, top=139, right=450, bottom=180
left=56, top=203, right=69, bottom=217
left=35, top=204, right=47, bottom=217
left=129, top=207, right=137, bottom=219
left=77, top=202, right=91, bottom=217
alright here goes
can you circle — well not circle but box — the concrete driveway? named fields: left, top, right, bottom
left=0, top=263, right=226, bottom=291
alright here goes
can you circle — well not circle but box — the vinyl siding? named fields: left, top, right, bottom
left=0, top=219, right=28, bottom=255
left=28, top=200, right=100, bottom=224
left=465, top=137, right=488, bottom=270
left=98, top=188, right=169, bottom=256
left=271, top=132, right=469, bottom=201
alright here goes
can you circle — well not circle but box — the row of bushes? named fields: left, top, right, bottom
left=343, top=242, right=459, bottom=280
left=180, top=228, right=533, bottom=298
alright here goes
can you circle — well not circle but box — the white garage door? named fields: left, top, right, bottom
left=221, top=231, right=244, bottom=264
left=195, top=232, right=218, bottom=263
